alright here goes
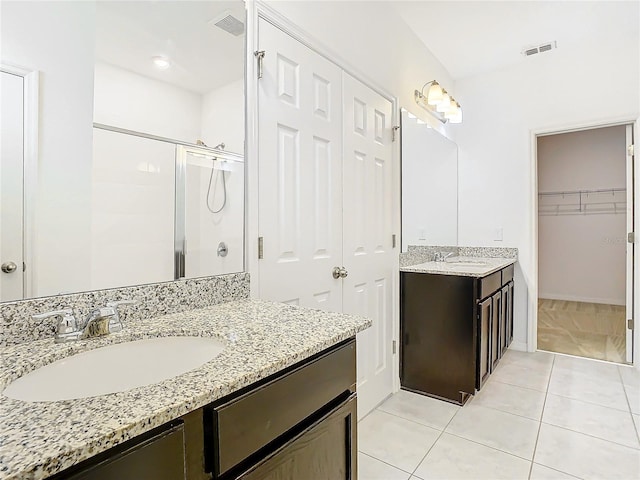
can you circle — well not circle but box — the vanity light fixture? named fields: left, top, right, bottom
left=152, top=55, right=171, bottom=70
left=415, top=80, right=463, bottom=124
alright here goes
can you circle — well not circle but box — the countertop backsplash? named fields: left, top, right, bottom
left=0, top=273, right=250, bottom=347
left=400, top=245, right=518, bottom=267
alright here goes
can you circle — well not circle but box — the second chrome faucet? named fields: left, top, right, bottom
left=32, top=300, right=138, bottom=343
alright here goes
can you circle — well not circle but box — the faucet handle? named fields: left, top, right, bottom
left=105, top=300, right=138, bottom=333
left=32, top=308, right=79, bottom=337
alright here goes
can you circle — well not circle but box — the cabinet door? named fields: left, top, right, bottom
left=490, top=291, right=501, bottom=372
left=477, top=297, right=492, bottom=389
left=500, top=284, right=509, bottom=355
left=61, top=423, right=185, bottom=480
left=236, top=395, right=357, bottom=480
left=507, top=281, right=514, bottom=346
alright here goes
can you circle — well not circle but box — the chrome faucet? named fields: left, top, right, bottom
left=32, top=300, right=137, bottom=343
left=434, top=251, right=455, bottom=262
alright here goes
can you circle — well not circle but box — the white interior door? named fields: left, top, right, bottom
left=0, top=70, right=25, bottom=301
left=626, top=124, right=634, bottom=363
left=257, top=19, right=344, bottom=311
left=342, top=72, right=395, bottom=417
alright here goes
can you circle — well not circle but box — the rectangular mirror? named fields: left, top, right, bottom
left=0, top=0, right=246, bottom=301
left=400, top=109, right=458, bottom=251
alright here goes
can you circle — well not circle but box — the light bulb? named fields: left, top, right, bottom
left=426, top=82, right=444, bottom=105
left=444, top=98, right=458, bottom=118
left=449, top=104, right=463, bottom=124
left=152, top=56, right=171, bottom=70
left=437, top=91, right=451, bottom=112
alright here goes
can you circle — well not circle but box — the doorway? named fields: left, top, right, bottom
left=536, top=124, right=634, bottom=364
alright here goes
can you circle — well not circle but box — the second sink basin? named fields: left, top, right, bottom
left=3, top=336, right=225, bottom=402
left=444, top=257, right=489, bottom=267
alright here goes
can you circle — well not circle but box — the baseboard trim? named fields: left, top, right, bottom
left=538, top=293, right=625, bottom=306
left=509, top=341, right=528, bottom=352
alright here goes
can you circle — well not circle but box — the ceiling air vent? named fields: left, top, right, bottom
left=522, top=41, right=557, bottom=57
left=210, top=11, right=245, bottom=37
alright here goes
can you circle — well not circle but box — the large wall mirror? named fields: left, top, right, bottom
left=0, top=1, right=246, bottom=301
left=401, top=109, right=458, bottom=251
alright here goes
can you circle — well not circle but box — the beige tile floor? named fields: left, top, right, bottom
left=537, top=299, right=626, bottom=363
left=358, top=350, right=640, bottom=480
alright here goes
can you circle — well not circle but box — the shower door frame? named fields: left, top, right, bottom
left=174, top=145, right=244, bottom=280
left=94, top=123, right=244, bottom=282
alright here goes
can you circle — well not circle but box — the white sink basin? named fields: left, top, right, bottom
left=447, top=261, right=489, bottom=267
left=3, top=336, right=225, bottom=402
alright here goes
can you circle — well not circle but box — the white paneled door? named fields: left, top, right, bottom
left=257, top=19, right=344, bottom=311
left=0, top=71, right=25, bottom=301
left=342, top=73, right=395, bottom=416
left=257, top=19, right=397, bottom=418
left=626, top=124, right=634, bottom=364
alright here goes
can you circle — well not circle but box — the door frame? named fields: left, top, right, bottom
left=245, top=0, right=402, bottom=391
left=0, top=64, right=39, bottom=299
left=529, top=116, right=639, bottom=366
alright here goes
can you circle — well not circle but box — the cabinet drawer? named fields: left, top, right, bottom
left=207, top=339, right=356, bottom=477
left=478, top=271, right=501, bottom=299
left=502, top=264, right=514, bottom=284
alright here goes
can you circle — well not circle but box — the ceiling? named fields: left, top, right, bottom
left=392, top=1, right=640, bottom=80
left=95, top=1, right=245, bottom=95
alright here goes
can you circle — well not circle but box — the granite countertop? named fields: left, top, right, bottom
left=0, top=299, right=371, bottom=480
left=400, top=256, right=516, bottom=277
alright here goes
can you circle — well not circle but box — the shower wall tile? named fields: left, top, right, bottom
left=0, top=273, right=249, bottom=347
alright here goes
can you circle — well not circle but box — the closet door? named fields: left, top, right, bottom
left=257, top=19, right=343, bottom=310
left=342, top=73, right=395, bottom=417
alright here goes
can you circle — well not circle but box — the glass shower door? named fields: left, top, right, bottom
left=175, top=145, right=244, bottom=280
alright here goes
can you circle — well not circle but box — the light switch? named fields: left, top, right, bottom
left=494, top=227, right=503, bottom=242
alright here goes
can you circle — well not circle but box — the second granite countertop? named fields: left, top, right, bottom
left=400, top=256, right=516, bottom=277
left=0, top=299, right=371, bottom=480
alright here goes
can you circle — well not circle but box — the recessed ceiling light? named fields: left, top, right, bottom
left=152, top=56, right=170, bottom=70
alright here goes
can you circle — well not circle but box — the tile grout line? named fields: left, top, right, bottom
left=618, top=365, right=640, bottom=445
left=408, top=403, right=462, bottom=479
left=376, top=407, right=457, bottom=432
left=357, top=451, right=414, bottom=476
left=528, top=353, right=555, bottom=480
left=530, top=462, right=583, bottom=480
left=538, top=421, right=640, bottom=451
left=441, top=430, right=538, bottom=463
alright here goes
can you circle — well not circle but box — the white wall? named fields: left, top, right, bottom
left=91, top=128, right=176, bottom=290
left=401, top=111, right=458, bottom=249
left=94, top=62, right=203, bottom=144
left=1, top=1, right=95, bottom=296
left=455, top=28, right=639, bottom=347
left=538, top=126, right=627, bottom=305
left=201, top=79, right=245, bottom=154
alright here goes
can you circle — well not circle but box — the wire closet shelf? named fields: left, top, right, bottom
left=538, top=188, right=627, bottom=216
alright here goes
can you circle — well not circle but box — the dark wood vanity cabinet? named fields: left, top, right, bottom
left=51, top=339, right=357, bottom=480
left=400, top=264, right=514, bottom=404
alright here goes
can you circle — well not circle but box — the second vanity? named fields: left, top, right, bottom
left=0, top=299, right=370, bottom=480
left=400, top=254, right=516, bottom=405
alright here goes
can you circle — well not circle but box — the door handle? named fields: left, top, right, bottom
left=1, top=262, right=18, bottom=274
left=332, top=267, right=349, bottom=279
